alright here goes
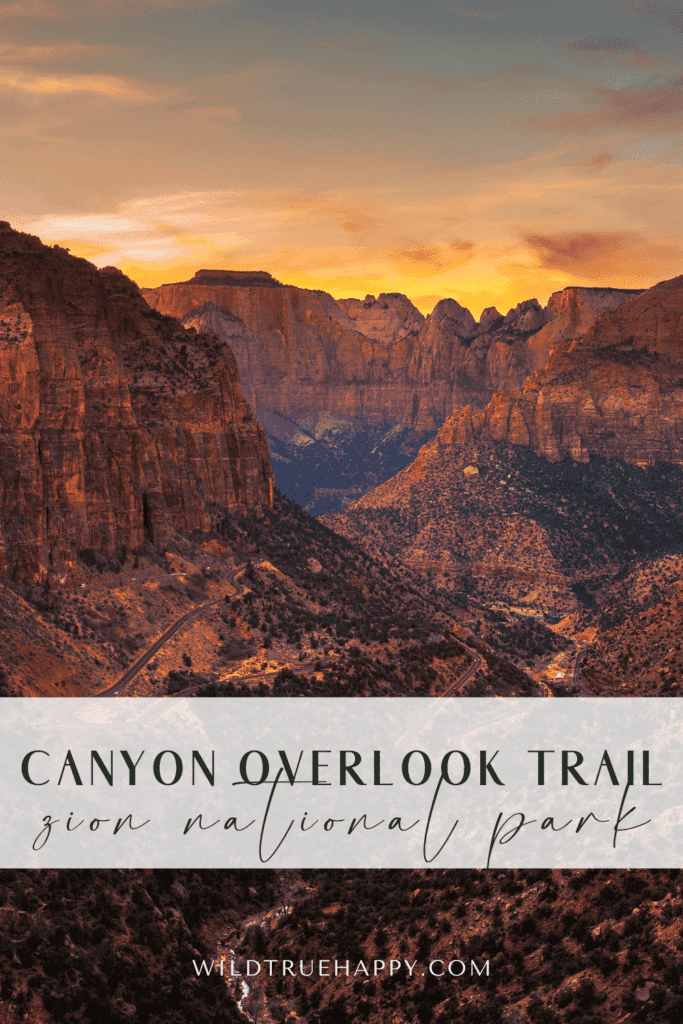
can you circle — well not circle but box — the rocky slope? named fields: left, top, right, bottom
left=2, top=867, right=682, bottom=1024
left=0, top=224, right=273, bottom=582
left=444, top=275, right=683, bottom=465
left=143, top=272, right=640, bottom=510
left=322, top=435, right=683, bottom=629
left=576, top=550, right=683, bottom=696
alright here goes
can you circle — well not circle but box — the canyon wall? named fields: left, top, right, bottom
left=441, top=275, right=683, bottom=466
left=144, top=272, right=643, bottom=438
left=0, top=224, right=273, bottom=580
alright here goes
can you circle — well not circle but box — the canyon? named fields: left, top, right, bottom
left=144, top=272, right=642, bottom=512
left=3, top=226, right=683, bottom=701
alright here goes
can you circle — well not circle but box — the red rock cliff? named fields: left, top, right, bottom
left=441, top=275, right=683, bottom=465
left=143, top=272, right=641, bottom=437
left=0, top=224, right=273, bottom=580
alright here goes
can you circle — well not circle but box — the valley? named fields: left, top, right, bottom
left=3, top=223, right=683, bottom=699
left=2, top=225, right=683, bottom=1024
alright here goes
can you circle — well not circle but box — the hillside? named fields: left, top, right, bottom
left=322, top=436, right=683, bottom=625
left=0, top=491, right=538, bottom=698
left=1, top=867, right=681, bottom=1024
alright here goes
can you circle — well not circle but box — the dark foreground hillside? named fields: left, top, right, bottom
left=0, top=491, right=534, bottom=698
left=1, top=868, right=681, bottom=1024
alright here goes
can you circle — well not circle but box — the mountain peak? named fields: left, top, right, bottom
left=191, top=269, right=282, bottom=287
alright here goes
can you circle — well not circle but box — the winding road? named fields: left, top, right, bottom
left=96, top=563, right=249, bottom=697
left=95, top=562, right=486, bottom=702
left=439, top=642, right=484, bottom=697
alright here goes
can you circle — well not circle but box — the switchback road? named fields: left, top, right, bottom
left=96, top=564, right=248, bottom=697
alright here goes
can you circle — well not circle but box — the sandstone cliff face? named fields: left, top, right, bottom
left=441, top=276, right=683, bottom=465
left=336, top=292, right=424, bottom=346
left=0, top=224, right=273, bottom=580
left=144, top=273, right=641, bottom=437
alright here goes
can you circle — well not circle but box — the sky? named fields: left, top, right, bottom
left=1, top=0, right=683, bottom=318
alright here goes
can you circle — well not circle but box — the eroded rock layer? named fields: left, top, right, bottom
left=0, top=223, right=273, bottom=580
left=442, top=275, right=683, bottom=465
left=144, top=273, right=642, bottom=436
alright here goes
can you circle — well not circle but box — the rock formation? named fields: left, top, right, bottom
left=144, top=273, right=642, bottom=437
left=143, top=272, right=640, bottom=511
left=0, top=223, right=273, bottom=580
left=441, top=275, right=683, bottom=465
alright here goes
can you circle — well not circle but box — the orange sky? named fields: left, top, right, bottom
left=2, top=1, right=683, bottom=319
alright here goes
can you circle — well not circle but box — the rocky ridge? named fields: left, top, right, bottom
left=144, top=273, right=641, bottom=435
left=443, top=276, right=683, bottom=465
left=143, top=272, right=641, bottom=510
left=0, top=223, right=273, bottom=581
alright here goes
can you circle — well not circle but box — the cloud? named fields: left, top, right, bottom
left=524, top=230, right=683, bottom=279
left=391, top=239, right=476, bottom=276
left=620, top=2, right=683, bottom=34
left=536, top=79, right=683, bottom=131
left=456, top=7, right=497, bottom=18
left=97, top=0, right=226, bottom=7
left=0, top=40, right=123, bottom=60
left=0, top=0, right=57, bottom=17
left=19, top=191, right=285, bottom=271
left=400, top=1, right=509, bottom=19
left=0, top=0, right=227, bottom=17
left=275, top=194, right=388, bottom=245
left=568, top=35, right=651, bottom=65
left=587, top=151, right=614, bottom=167
left=525, top=231, right=626, bottom=270
left=0, top=68, right=156, bottom=99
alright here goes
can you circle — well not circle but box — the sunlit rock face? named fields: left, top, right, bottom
left=144, top=273, right=642, bottom=433
left=440, top=276, right=683, bottom=466
left=0, top=224, right=273, bottom=580
left=143, top=271, right=640, bottom=510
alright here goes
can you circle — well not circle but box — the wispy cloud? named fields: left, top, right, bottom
left=524, top=230, right=682, bottom=279
left=0, top=0, right=57, bottom=18
left=568, top=35, right=651, bottom=65
left=275, top=193, right=388, bottom=246
left=400, top=1, right=509, bottom=19
left=586, top=150, right=614, bottom=167
left=391, top=239, right=476, bottom=276
left=535, top=78, right=683, bottom=132
left=620, top=2, right=683, bottom=34
left=0, top=0, right=227, bottom=17
left=455, top=7, right=498, bottom=19
left=20, top=192, right=277, bottom=268
left=0, top=68, right=156, bottom=98
left=0, top=40, right=123, bottom=60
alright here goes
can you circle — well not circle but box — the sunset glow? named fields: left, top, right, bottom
left=2, top=0, right=682, bottom=318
